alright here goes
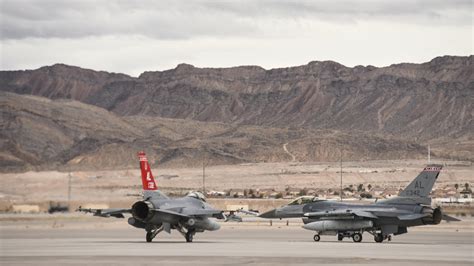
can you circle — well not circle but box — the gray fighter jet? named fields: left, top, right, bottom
left=78, top=151, right=225, bottom=242
left=259, top=165, right=460, bottom=243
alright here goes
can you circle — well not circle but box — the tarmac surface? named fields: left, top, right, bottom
left=1, top=221, right=473, bottom=265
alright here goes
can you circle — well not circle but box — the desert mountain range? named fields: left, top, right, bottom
left=1, top=55, right=472, bottom=172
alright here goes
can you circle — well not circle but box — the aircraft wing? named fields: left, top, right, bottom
left=237, top=209, right=260, bottom=216
left=304, top=209, right=378, bottom=219
left=77, top=206, right=130, bottom=218
left=188, top=209, right=226, bottom=219
left=152, top=208, right=191, bottom=218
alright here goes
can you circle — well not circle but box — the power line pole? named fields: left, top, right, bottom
left=340, top=146, right=343, bottom=202
left=68, top=172, right=72, bottom=204
left=202, top=159, right=206, bottom=194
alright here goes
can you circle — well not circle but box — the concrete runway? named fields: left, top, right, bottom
left=1, top=224, right=473, bottom=265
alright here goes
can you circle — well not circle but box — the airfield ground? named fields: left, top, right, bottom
left=1, top=160, right=472, bottom=210
left=1, top=214, right=473, bottom=265
left=1, top=160, right=473, bottom=264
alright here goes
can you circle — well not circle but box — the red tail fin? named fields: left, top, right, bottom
left=138, top=151, right=158, bottom=191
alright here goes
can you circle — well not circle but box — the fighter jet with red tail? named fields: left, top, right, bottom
left=78, top=151, right=225, bottom=242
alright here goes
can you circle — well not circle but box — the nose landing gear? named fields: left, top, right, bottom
left=313, top=234, right=321, bottom=242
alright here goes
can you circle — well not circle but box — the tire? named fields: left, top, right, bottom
left=146, top=232, right=153, bottom=243
left=337, top=234, right=344, bottom=241
left=313, top=235, right=320, bottom=242
left=374, top=233, right=384, bottom=243
left=352, top=233, right=362, bottom=243
left=186, top=232, right=194, bottom=243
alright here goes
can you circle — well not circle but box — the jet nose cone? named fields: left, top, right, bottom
left=259, top=209, right=277, bottom=218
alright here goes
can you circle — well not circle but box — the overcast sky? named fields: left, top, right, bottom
left=1, top=0, right=472, bottom=76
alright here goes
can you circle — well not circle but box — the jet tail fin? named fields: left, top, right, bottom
left=377, top=164, right=442, bottom=205
left=138, top=151, right=158, bottom=191
left=398, top=164, right=442, bottom=198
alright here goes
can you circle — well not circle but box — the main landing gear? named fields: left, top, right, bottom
left=145, top=225, right=164, bottom=242
left=352, top=233, right=362, bottom=242
left=373, top=233, right=391, bottom=243
left=337, top=233, right=344, bottom=241
left=176, top=225, right=196, bottom=243
left=185, top=230, right=195, bottom=243
left=374, top=233, right=383, bottom=243
left=146, top=225, right=197, bottom=243
left=314, top=231, right=393, bottom=243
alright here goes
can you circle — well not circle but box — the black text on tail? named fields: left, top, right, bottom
left=399, top=165, right=442, bottom=198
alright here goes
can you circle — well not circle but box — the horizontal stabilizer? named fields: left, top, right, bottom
left=397, top=213, right=428, bottom=221
left=76, top=207, right=130, bottom=218
left=443, top=214, right=461, bottom=222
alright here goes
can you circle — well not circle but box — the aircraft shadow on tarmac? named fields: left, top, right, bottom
left=94, top=240, right=221, bottom=244
left=309, top=240, right=434, bottom=245
left=93, top=238, right=443, bottom=245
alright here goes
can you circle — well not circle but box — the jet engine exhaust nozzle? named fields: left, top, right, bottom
left=422, top=207, right=442, bottom=225
left=131, top=201, right=154, bottom=221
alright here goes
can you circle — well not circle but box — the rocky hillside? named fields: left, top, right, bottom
left=0, top=64, right=131, bottom=101
left=1, top=92, right=431, bottom=172
left=0, top=56, right=472, bottom=171
left=2, top=56, right=472, bottom=141
left=95, top=56, right=473, bottom=142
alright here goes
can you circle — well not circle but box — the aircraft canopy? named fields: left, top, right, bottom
left=288, top=196, right=323, bottom=205
left=186, top=191, right=207, bottom=202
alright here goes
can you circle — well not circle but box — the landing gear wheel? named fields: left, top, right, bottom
left=185, top=232, right=194, bottom=242
left=352, top=233, right=362, bottom=243
left=374, top=233, right=384, bottom=243
left=387, top=235, right=392, bottom=242
left=146, top=232, right=153, bottom=243
left=313, top=234, right=320, bottom=242
left=337, top=234, right=344, bottom=241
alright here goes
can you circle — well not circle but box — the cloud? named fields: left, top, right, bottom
left=1, top=0, right=471, bottom=40
left=1, top=0, right=471, bottom=75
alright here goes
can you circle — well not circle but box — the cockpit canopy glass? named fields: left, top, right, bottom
left=186, top=191, right=206, bottom=202
left=288, top=196, right=323, bottom=205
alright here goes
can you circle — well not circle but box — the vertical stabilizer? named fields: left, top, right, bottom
left=398, top=165, right=442, bottom=198
left=138, top=151, right=158, bottom=191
